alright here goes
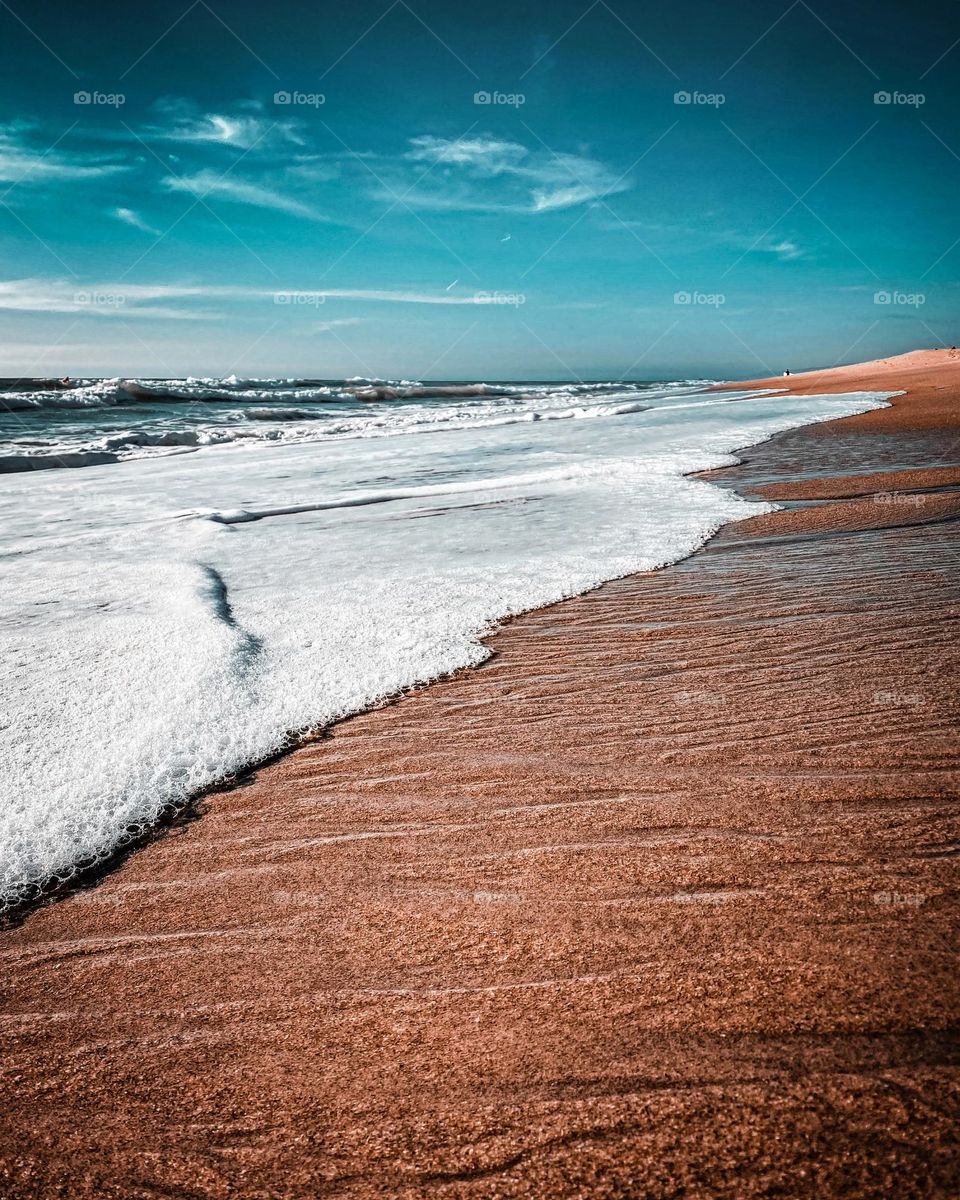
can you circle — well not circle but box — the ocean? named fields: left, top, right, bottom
left=0, top=376, right=891, bottom=907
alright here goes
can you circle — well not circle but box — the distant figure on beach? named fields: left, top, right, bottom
left=783, top=370, right=791, bottom=376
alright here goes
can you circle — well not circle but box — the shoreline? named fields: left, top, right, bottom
left=1, top=349, right=958, bottom=1197
left=0, top=381, right=890, bottom=924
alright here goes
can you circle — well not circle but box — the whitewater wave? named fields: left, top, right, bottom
left=2, top=377, right=725, bottom=471
left=0, top=385, right=892, bottom=908
left=0, top=396, right=657, bottom=471
left=0, top=375, right=717, bottom=412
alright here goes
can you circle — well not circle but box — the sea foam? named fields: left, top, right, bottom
left=0, top=385, right=892, bottom=907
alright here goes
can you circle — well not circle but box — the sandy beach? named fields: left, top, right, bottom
left=1, top=349, right=957, bottom=1197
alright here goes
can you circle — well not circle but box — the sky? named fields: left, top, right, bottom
left=1, top=0, right=958, bottom=380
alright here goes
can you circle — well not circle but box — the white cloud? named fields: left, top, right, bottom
left=723, top=231, right=805, bottom=262
left=285, top=156, right=343, bottom=183
left=167, top=113, right=301, bottom=150
left=314, top=317, right=367, bottom=332
left=0, top=279, right=502, bottom=317
left=759, top=238, right=803, bottom=262
left=0, top=279, right=232, bottom=319
left=112, top=207, right=162, bottom=236
left=530, top=184, right=604, bottom=213
left=397, top=134, right=629, bottom=214
left=161, top=170, right=328, bottom=221
left=593, top=219, right=808, bottom=266
left=144, top=99, right=303, bottom=150
left=313, top=289, right=485, bottom=305
left=0, top=129, right=127, bottom=185
left=407, top=135, right=528, bottom=174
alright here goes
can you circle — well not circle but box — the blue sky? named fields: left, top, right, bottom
left=1, top=0, right=958, bottom=379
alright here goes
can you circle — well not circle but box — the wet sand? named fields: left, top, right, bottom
left=1, top=350, right=958, bottom=1198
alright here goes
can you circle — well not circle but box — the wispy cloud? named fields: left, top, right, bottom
left=0, top=279, right=503, bottom=316
left=407, top=136, right=528, bottom=173
left=313, top=289, right=487, bottom=305
left=112, top=206, right=162, bottom=235
left=0, top=127, right=127, bottom=185
left=0, top=279, right=228, bottom=319
left=143, top=98, right=303, bottom=150
left=285, top=156, right=343, bottom=183
left=314, top=317, right=367, bottom=332
left=756, top=238, right=804, bottom=262
left=529, top=184, right=606, bottom=213
left=387, top=134, right=630, bottom=214
left=161, top=170, right=329, bottom=221
left=594, top=217, right=807, bottom=264
left=720, top=230, right=806, bottom=263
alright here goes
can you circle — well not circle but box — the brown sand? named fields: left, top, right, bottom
left=715, top=347, right=960, bottom=430
left=1, top=350, right=958, bottom=1198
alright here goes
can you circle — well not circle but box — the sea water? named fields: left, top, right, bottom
left=0, top=378, right=892, bottom=907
